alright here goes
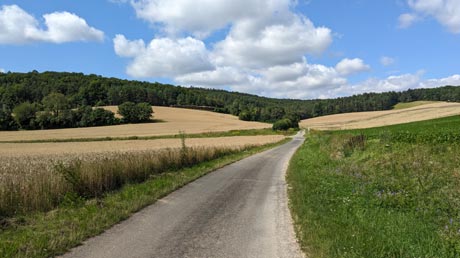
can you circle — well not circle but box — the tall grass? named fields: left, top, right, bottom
left=0, top=144, right=248, bottom=218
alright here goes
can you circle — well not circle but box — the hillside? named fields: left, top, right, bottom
left=0, top=106, right=270, bottom=142
left=300, top=102, right=460, bottom=130
left=2, top=71, right=460, bottom=127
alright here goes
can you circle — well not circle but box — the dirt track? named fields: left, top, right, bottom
left=300, top=102, right=460, bottom=130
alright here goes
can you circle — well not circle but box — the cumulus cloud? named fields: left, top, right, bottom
left=398, top=13, right=418, bottom=28
left=178, top=59, right=348, bottom=99
left=0, top=5, right=104, bottom=44
left=380, top=56, right=395, bottom=66
left=403, top=0, right=460, bottom=33
left=0, top=68, right=5, bottom=73
left=114, top=35, right=214, bottom=78
left=335, top=58, right=371, bottom=76
left=176, top=67, right=249, bottom=87
left=130, top=0, right=292, bottom=37
left=213, top=16, right=332, bottom=69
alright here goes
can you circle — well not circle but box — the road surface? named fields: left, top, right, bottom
left=62, top=132, right=305, bottom=258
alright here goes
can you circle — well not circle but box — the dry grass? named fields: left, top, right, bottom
left=0, top=135, right=285, bottom=157
left=392, top=101, right=439, bottom=110
left=0, top=106, right=270, bottom=142
left=300, top=102, right=460, bottom=130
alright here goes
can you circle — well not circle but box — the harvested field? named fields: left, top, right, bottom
left=300, top=102, right=460, bottom=130
left=0, top=135, right=285, bottom=157
left=0, top=106, right=270, bottom=142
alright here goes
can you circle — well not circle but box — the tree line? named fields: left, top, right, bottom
left=1, top=71, right=459, bottom=130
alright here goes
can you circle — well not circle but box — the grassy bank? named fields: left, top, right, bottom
left=288, top=116, right=460, bottom=257
left=0, top=128, right=295, bottom=143
left=0, top=138, right=289, bottom=258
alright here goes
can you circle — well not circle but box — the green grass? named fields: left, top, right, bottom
left=0, top=139, right=289, bottom=258
left=340, top=115, right=460, bottom=144
left=288, top=116, right=460, bottom=258
left=392, top=101, right=439, bottom=110
left=0, top=128, right=295, bottom=143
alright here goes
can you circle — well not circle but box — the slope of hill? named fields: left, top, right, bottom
left=0, top=106, right=270, bottom=142
left=2, top=71, right=460, bottom=127
left=300, top=102, right=460, bottom=130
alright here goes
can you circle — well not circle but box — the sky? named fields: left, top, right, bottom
left=1, top=0, right=460, bottom=100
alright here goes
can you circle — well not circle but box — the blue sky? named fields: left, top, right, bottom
left=1, top=0, right=459, bottom=99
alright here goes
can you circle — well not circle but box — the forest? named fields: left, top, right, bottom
left=1, top=71, right=460, bottom=130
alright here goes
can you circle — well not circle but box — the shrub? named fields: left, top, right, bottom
left=12, top=102, right=39, bottom=129
left=273, top=118, right=298, bottom=131
left=118, top=102, right=153, bottom=123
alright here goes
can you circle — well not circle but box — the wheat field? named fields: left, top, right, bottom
left=0, top=135, right=285, bottom=157
left=300, top=102, right=460, bottom=130
left=0, top=106, right=270, bottom=142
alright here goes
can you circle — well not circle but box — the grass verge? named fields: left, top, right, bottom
left=0, top=138, right=289, bottom=258
left=288, top=119, right=460, bottom=257
left=0, top=128, right=296, bottom=143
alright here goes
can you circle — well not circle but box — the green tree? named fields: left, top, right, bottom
left=136, top=102, right=153, bottom=122
left=273, top=118, right=296, bottom=131
left=118, top=102, right=153, bottom=123
left=13, top=102, right=39, bottom=129
left=42, top=92, right=69, bottom=117
left=0, top=110, right=17, bottom=130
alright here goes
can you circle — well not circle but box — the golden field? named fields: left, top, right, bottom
left=0, top=135, right=285, bottom=157
left=0, top=106, right=270, bottom=142
left=300, top=102, right=460, bottom=130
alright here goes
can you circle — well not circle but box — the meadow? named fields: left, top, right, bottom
left=300, top=102, right=460, bottom=130
left=288, top=115, right=460, bottom=257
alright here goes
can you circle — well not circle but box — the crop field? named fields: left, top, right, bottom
left=288, top=115, right=460, bottom=257
left=300, top=102, right=460, bottom=130
left=0, top=106, right=270, bottom=142
left=0, top=135, right=285, bottom=156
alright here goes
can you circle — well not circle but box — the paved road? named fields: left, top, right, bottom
left=62, top=132, right=305, bottom=258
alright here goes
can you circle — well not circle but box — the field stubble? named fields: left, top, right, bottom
left=300, top=102, right=460, bottom=130
left=0, top=106, right=270, bottom=142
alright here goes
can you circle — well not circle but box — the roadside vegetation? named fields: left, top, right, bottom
left=288, top=115, right=460, bottom=257
left=0, top=138, right=288, bottom=258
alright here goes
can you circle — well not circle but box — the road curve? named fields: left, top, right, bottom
left=62, top=132, right=305, bottom=258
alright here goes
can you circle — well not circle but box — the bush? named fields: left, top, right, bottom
left=12, top=102, right=39, bottom=129
left=0, top=110, right=17, bottom=130
left=273, top=118, right=298, bottom=131
left=118, top=102, right=153, bottom=123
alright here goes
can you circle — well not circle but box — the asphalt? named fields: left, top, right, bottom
left=61, top=131, right=305, bottom=258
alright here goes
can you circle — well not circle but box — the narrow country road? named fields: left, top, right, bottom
left=62, top=131, right=305, bottom=258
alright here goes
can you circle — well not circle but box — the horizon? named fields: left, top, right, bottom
left=1, top=0, right=460, bottom=100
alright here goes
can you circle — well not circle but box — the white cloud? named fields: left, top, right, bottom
left=421, top=74, right=460, bottom=88
left=0, top=5, right=104, bottom=44
left=0, top=68, right=5, bottom=73
left=335, top=58, right=370, bottom=76
left=404, top=0, right=460, bottom=33
left=176, top=67, right=249, bottom=87
left=398, top=13, right=418, bottom=28
left=213, top=16, right=332, bottom=69
left=380, top=56, right=395, bottom=66
left=113, top=34, right=145, bottom=57
left=114, top=35, right=214, bottom=78
left=130, top=0, right=292, bottom=38
left=177, top=59, right=347, bottom=99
